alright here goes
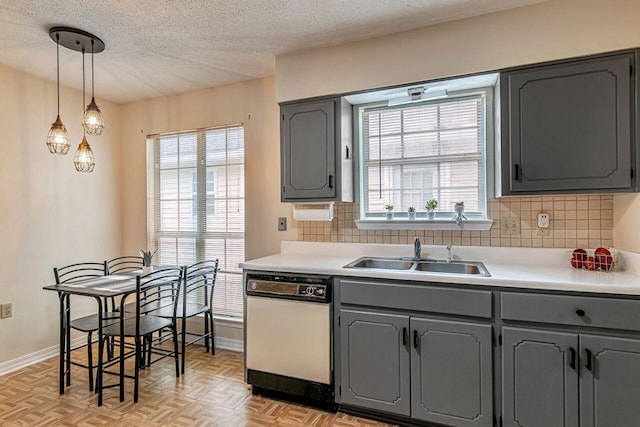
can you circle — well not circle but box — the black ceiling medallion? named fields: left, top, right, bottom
left=48, top=27, right=105, bottom=53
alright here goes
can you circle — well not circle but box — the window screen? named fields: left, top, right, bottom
left=147, top=125, right=244, bottom=318
left=361, top=94, right=486, bottom=218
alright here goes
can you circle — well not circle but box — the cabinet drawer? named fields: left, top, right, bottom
left=339, top=279, right=493, bottom=319
left=501, top=292, right=640, bottom=332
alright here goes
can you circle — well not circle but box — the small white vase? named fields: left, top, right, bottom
left=427, top=210, right=436, bottom=220
left=408, top=211, right=416, bottom=220
left=142, top=266, right=153, bottom=274
left=386, top=212, right=394, bottom=220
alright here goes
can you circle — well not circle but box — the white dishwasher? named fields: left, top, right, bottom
left=245, top=272, right=333, bottom=408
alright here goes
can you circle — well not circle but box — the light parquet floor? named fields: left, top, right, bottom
left=0, top=346, right=398, bottom=427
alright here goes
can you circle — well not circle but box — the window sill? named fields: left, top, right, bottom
left=354, top=219, right=494, bottom=231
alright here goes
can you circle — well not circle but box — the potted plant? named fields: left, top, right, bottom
left=384, top=204, right=394, bottom=220
left=408, top=206, right=416, bottom=220
left=425, top=199, right=438, bottom=219
left=140, top=249, right=157, bottom=274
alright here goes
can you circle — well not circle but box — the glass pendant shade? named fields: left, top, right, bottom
left=83, top=97, right=104, bottom=135
left=46, top=114, right=71, bottom=154
left=74, top=134, right=95, bottom=173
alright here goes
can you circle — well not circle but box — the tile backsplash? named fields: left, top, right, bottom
left=296, top=195, right=613, bottom=249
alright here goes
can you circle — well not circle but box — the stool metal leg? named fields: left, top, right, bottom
left=58, top=292, right=66, bottom=394
left=65, top=294, right=71, bottom=387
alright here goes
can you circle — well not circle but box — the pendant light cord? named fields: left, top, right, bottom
left=82, top=49, right=85, bottom=110
left=91, top=40, right=95, bottom=98
left=56, top=33, right=60, bottom=115
left=82, top=49, right=86, bottom=134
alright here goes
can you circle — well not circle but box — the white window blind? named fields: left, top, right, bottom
left=362, top=94, right=486, bottom=218
left=147, top=125, right=245, bottom=318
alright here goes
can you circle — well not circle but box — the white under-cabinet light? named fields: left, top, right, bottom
left=387, top=87, right=448, bottom=106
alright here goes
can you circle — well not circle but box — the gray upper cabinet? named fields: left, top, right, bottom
left=339, top=309, right=411, bottom=416
left=580, top=335, right=640, bottom=427
left=502, top=327, right=579, bottom=427
left=499, top=51, right=637, bottom=195
left=281, top=97, right=353, bottom=202
left=411, top=318, right=493, bottom=427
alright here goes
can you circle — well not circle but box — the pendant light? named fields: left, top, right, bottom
left=45, top=33, right=71, bottom=154
left=82, top=39, right=105, bottom=136
left=47, top=27, right=104, bottom=171
left=74, top=50, right=95, bottom=173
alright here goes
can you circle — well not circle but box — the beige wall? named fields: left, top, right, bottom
left=276, top=0, right=640, bottom=253
left=275, top=0, right=640, bottom=102
left=0, top=63, right=122, bottom=364
left=119, top=77, right=297, bottom=261
left=5, top=0, right=640, bottom=365
left=614, top=195, right=640, bottom=252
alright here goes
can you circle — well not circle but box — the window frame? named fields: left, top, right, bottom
left=353, top=87, right=495, bottom=228
left=146, top=124, right=245, bottom=318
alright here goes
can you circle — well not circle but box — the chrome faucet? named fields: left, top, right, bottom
left=414, top=237, right=421, bottom=260
left=446, top=245, right=453, bottom=263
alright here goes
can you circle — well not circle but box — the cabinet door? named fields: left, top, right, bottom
left=502, top=327, right=579, bottom=427
left=411, top=318, right=493, bottom=427
left=281, top=100, right=336, bottom=200
left=339, top=309, right=410, bottom=416
left=502, top=53, right=633, bottom=194
left=580, top=334, right=640, bottom=427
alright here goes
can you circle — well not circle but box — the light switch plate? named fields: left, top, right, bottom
left=501, top=218, right=520, bottom=235
left=278, top=217, right=287, bottom=231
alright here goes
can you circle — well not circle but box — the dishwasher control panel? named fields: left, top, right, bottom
left=246, top=273, right=331, bottom=303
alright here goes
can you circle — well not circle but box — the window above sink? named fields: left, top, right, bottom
left=346, top=73, right=498, bottom=231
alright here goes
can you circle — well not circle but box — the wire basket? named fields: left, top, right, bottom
left=568, top=249, right=616, bottom=272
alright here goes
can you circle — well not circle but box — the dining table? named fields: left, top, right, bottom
left=43, top=271, right=140, bottom=406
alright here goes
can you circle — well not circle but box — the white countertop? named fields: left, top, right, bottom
left=241, top=242, right=640, bottom=296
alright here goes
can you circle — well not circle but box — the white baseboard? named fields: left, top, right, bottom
left=0, top=336, right=86, bottom=376
left=215, top=336, right=244, bottom=352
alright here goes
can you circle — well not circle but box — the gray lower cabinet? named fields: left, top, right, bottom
left=580, top=335, right=640, bottom=427
left=337, top=279, right=640, bottom=427
left=411, top=318, right=493, bottom=427
left=340, top=309, right=493, bottom=426
left=340, top=309, right=411, bottom=415
left=502, top=327, right=579, bottom=427
left=503, top=328, right=640, bottom=427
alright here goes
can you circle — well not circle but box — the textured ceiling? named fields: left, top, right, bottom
left=0, top=0, right=546, bottom=104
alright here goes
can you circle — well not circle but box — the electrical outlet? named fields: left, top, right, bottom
left=538, top=213, right=550, bottom=228
left=501, top=218, right=520, bottom=235
left=536, top=212, right=550, bottom=236
left=278, top=217, right=287, bottom=231
left=1, top=303, right=12, bottom=319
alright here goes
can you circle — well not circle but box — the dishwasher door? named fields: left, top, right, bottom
left=246, top=295, right=331, bottom=384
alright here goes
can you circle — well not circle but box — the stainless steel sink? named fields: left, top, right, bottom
left=344, top=256, right=490, bottom=276
left=345, top=257, right=415, bottom=270
left=414, top=261, right=490, bottom=276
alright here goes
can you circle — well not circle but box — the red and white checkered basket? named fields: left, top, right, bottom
left=568, top=248, right=617, bottom=272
